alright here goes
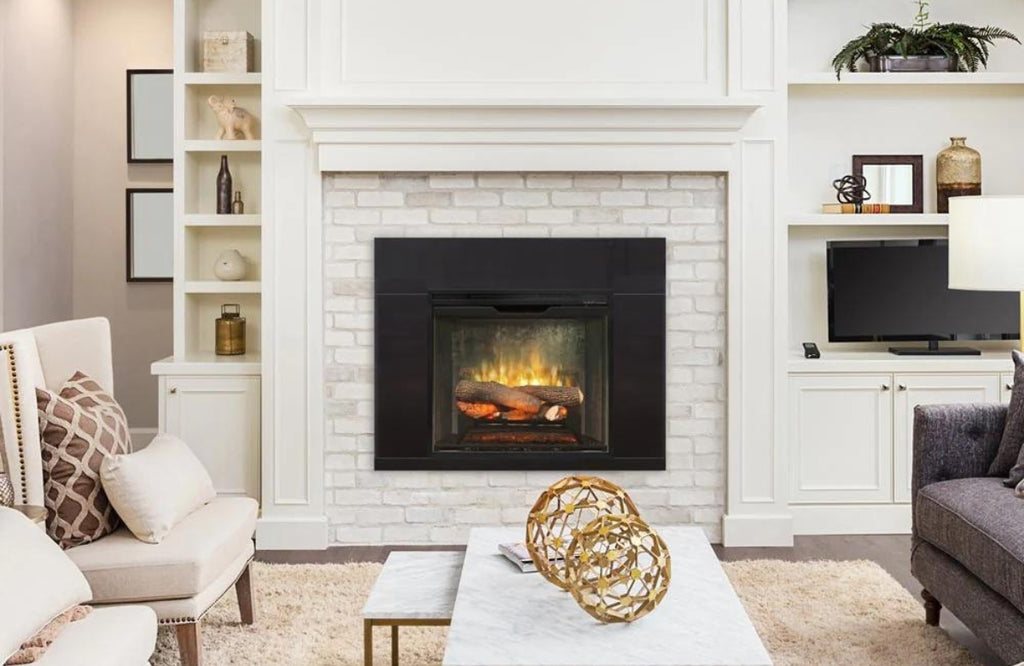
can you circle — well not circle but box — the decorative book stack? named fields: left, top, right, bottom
left=821, top=203, right=892, bottom=214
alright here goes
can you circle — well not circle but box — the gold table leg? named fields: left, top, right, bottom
left=364, top=619, right=372, bottom=666
left=391, top=625, right=399, bottom=666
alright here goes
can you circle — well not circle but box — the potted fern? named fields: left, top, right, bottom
left=831, top=0, right=1018, bottom=79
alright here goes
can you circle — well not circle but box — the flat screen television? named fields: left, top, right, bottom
left=827, top=240, right=1019, bottom=355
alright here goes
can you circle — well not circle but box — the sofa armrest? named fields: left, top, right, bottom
left=912, top=403, right=1006, bottom=532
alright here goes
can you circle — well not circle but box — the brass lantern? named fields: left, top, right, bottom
left=215, top=304, right=246, bottom=355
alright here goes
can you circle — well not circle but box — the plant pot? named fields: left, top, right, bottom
left=867, top=55, right=958, bottom=73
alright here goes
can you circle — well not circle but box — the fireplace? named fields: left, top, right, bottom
left=375, top=237, right=666, bottom=470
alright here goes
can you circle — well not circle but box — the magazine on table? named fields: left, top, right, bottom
left=498, top=542, right=563, bottom=573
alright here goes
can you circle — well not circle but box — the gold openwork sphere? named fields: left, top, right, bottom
left=564, top=513, right=671, bottom=623
left=525, top=475, right=640, bottom=590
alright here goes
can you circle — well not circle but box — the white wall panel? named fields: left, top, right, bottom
left=274, top=0, right=308, bottom=90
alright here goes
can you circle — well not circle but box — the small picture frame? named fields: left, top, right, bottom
left=126, top=188, right=173, bottom=282
left=852, top=155, right=924, bottom=214
left=127, top=69, right=173, bottom=163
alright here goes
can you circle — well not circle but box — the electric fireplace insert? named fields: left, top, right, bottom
left=375, top=238, right=665, bottom=470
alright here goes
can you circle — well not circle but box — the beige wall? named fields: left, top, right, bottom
left=72, top=0, right=173, bottom=427
left=1, top=0, right=75, bottom=331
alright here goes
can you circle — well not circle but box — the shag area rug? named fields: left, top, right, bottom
left=151, top=559, right=977, bottom=666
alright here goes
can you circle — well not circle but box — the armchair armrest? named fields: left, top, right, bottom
left=912, top=403, right=1006, bottom=532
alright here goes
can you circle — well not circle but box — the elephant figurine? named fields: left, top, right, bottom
left=207, top=95, right=257, bottom=140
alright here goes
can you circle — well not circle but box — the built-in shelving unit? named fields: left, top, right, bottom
left=789, top=71, right=1024, bottom=86
left=787, top=213, right=949, bottom=227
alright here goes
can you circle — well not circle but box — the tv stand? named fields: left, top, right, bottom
left=888, top=341, right=981, bottom=356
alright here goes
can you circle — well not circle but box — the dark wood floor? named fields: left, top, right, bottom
left=257, top=535, right=1004, bottom=665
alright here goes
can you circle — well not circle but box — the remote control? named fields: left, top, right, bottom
left=802, top=342, right=821, bottom=359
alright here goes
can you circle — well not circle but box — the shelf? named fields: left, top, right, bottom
left=789, top=72, right=1024, bottom=86
left=184, top=214, right=261, bottom=227
left=181, top=72, right=262, bottom=86
left=184, top=140, right=261, bottom=153
left=788, top=213, right=949, bottom=227
left=185, top=281, right=261, bottom=294
left=788, top=350, right=1015, bottom=374
left=151, top=353, right=261, bottom=376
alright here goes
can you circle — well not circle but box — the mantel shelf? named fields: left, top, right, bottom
left=788, top=213, right=949, bottom=227
left=789, top=72, right=1024, bottom=86
left=287, top=97, right=764, bottom=133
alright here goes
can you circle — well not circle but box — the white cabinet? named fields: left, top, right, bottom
left=1002, top=373, right=1016, bottom=403
left=892, top=374, right=999, bottom=503
left=159, top=375, right=260, bottom=499
left=788, top=374, right=893, bottom=504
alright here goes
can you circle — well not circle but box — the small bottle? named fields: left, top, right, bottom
left=216, top=155, right=232, bottom=214
left=231, top=191, right=244, bottom=214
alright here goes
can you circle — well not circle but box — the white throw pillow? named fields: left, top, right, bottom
left=0, top=507, right=92, bottom=663
left=100, top=434, right=216, bottom=544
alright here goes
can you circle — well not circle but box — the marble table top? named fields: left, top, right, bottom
left=442, top=527, right=772, bottom=666
left=362, top=551, right=464, bottom=620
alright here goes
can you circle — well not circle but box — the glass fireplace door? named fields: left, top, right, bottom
left=432, top=300, right=608, bottom=453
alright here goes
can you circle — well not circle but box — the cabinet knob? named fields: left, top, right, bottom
left=898, top=384, right=907, bottom=391
left=881, top=384, right=890, bottom=391
left=169, top=387, right=177, bottom=394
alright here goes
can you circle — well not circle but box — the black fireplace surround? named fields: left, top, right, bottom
left=374, top=238, right=666, bottom=470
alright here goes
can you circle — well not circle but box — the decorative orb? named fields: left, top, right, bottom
left=565, top=513, right=671, bottom=623
left=525, top=475, right=639, bottom=590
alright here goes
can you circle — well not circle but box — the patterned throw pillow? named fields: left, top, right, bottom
left=36, top=372, right=132, bottom=549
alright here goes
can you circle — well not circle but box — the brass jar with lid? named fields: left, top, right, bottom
left=936, top=137, right=981, bottom=213
left=215, top=304, right=246, bottom=355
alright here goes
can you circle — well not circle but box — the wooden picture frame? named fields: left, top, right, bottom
left=126, top=188, right=173, bottom=283
left=127, top=69, right=173, bottom=163
left=852, top=154, right=924, bottom=214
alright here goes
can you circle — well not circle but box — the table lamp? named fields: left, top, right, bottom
left=948, top=196, right=1024, bottom=350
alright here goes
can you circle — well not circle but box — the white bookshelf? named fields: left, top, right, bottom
left=789, top=71, right=1024, bottom=86
left=787, top=213, right=949, bottom=227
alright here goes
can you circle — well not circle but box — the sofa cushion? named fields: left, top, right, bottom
left=37, top=372, right=132, bottom=548
left=35, top=605, right=155, bottom=666
left=101, top=434, right=216, bottom=544
left=917, top=477, right=1024, bottom=613
left=65, top=496, right=257, bottom=604
left=0, top=507, right=92, bottom=665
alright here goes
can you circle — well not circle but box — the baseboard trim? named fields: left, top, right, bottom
left=791, top=504, right=912, bottom=535
left=256, top=516, right=329, bottom=550
left=722, top=513, right=794, bottom=547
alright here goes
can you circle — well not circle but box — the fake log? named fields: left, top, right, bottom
left=455, top=380, right=544, bottom=414
left=456, top=401, right=567, bottom=423
left=515, top=385, right=584, bottom=407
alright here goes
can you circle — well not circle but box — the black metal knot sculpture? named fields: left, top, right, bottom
left=833, top=175, right=871, bottom=205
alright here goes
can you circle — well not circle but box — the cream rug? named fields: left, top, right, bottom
left=151, top=559, right=977, bottom=666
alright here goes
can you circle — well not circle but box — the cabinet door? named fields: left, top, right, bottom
left=893, top=374, right=999, bottom=503
left=164, top=376, right=260, bottom=498
left=789, top=374, right=893, bottom=504
left=1001, top=373, right=1016, bottom=404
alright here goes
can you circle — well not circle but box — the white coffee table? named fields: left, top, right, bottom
left=442, top=526, right=772, bottom=666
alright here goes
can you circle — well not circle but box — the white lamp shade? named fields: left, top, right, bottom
left=948, top=195, right=1024, bottom=291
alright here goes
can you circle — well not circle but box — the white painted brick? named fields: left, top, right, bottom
left=430, top=174, right=475, bottom=189
left=502, top=191, right=549, bottom=207
left=323, top=171, right=726, bottom=546
left=454, top=190, right=501, bottom=207
left=599, top=191, right=646, bottom=207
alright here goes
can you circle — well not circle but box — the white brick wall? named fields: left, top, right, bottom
left=323, top=172, right=726, bottom=544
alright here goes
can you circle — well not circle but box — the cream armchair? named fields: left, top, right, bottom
left=0, top=317, right=256, bottom=666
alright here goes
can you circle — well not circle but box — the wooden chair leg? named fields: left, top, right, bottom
left=391, top=625, right=399, bottom=666
left=364, top=619, right=373, bottom=666
left=175, top=622, right=203, bottom=666
left=922, top=589, right=942, bottom=626
left=235, top=561, right=255, bottom=625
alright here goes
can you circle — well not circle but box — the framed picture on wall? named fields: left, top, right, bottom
left=126, top=188, right=173, bottom=282
left=127, top=69, right=173, bottom=163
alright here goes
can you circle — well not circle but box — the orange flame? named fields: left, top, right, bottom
left=469, top=348, right=573, bottom=387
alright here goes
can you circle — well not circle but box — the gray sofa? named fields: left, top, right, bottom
left=912, top=403, right=1024, bottom=664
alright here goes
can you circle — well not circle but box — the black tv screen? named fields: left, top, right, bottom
left=827, top=240, right=1019, bottom=342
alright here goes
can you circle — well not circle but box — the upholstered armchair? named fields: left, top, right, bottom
left=0, top=317, right=257, bottom=666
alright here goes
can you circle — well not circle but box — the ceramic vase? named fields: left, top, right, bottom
left=937, top=137, right=981, bottom=213
left=213, top=249, right=246, bottom=281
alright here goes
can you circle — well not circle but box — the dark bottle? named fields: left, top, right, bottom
left=216, top=155, right=233, bottom=214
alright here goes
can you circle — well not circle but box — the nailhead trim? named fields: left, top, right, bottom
left=0, top=345, right=27, bottom=502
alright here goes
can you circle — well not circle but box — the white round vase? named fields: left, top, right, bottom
left=213, top=249, right=247, bottom=281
